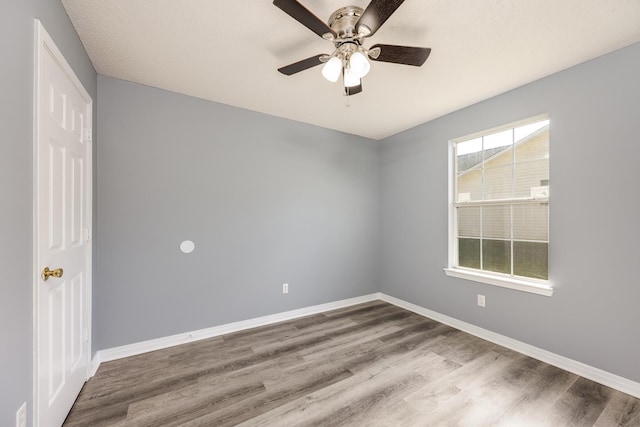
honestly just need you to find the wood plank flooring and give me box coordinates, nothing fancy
[64,301,640,426]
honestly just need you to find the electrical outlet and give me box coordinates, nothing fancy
[282,283,289,294]
[477,294,486,307]
[16,402,26,427]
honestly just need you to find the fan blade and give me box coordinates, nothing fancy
[273,0,336,39]
[278,55,327,75]
[345,81,363,96]
[368,44,431,66]
[356,0,405,37]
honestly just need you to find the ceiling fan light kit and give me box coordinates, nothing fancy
[274,0,431,96]
[322,56,343,82]
[349,52,371,77]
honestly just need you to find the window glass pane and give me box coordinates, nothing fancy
[456,168,482,202]
[482,205,510,239]
[513,204,548,241]
[483,129,513,161]
[457,206,480,237]
[484,165,514,200]
[514,241,548,280]
[457,137,482,171]
[458,238,480,269]
[482,239,511,274]
[514,159,549,199]
[456,138,483,202]
[484,144,513,168]
[515,120,549,163]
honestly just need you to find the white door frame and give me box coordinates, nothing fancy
[33,19,93,427]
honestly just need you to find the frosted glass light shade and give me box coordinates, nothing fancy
[349,51,370,78]
[343,67,360,87]
[321,57,342,82]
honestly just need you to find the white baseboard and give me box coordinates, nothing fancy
[89,293,380,377]
[378,292,640,399]
[90,291,640,400]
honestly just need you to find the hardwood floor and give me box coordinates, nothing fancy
[64,301,640,426]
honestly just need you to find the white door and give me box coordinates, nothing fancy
[34,20,92,427]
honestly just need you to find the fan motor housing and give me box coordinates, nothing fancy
[328,6,363,40]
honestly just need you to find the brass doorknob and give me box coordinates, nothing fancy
[42,267,63,281]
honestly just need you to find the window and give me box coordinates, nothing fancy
[445,116,552,296]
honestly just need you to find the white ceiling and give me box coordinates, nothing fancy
[62,0,640,140]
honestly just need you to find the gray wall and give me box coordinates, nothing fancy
[95,76,380,350]
[0,1,96,426]
[380,42,640,382]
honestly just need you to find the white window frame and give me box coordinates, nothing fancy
[444,115,553,296]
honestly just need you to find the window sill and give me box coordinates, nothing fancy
[443,268,553,296]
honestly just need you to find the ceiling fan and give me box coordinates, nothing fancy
[273,0,431,96]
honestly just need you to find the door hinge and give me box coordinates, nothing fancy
[84,228,92,242]
[85,128,92,143]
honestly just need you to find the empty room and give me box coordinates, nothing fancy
[2,0,640,426]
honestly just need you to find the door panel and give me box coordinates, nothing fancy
[47,142,65,251]
[70,155,84,246]
[47,281,65,402]
[69,271,84,370]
